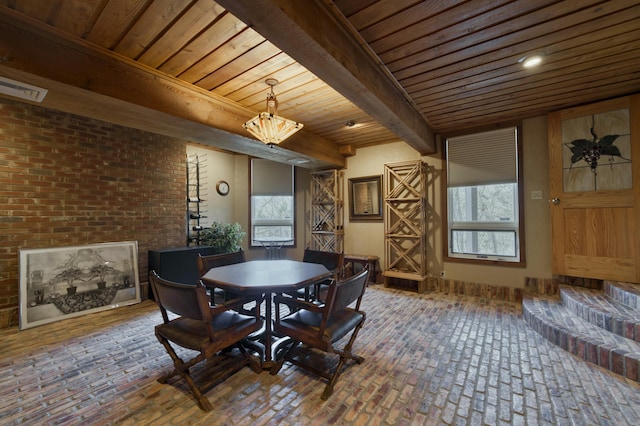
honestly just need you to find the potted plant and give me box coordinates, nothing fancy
[198,222,246,254]
[89,263,117,290]
[53,267,84,295]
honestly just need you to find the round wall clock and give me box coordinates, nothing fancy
[216,180,230,196]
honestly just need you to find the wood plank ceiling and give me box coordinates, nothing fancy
[0,0,639,168]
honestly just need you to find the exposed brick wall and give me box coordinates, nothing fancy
[0,98,187,327]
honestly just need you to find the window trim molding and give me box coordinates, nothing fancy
[442,124,526,267]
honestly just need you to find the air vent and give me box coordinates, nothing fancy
[0,76,47,102]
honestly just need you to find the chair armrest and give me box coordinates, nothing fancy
[273,294,324,313]
[210,294,264,315]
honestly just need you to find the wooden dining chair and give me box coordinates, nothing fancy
[297,248,344,302]
[271,267,369,400]
[196,249,245,305]
[196,249,246,274]
[149,271,263,411]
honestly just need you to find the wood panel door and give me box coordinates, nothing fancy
[548,95,640,282]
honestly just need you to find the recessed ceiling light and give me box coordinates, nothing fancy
[345,121,356,128]
[518,54,543,68]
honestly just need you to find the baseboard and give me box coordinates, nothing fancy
[523,276,603,296]
[0,306,19,328]
[434,278,525,302]
[524,277,559,295]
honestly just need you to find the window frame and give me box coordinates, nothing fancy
[442,125,526,267]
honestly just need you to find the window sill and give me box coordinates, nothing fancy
[444,254,526,268]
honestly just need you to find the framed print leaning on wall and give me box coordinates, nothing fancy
[19,241,140,329]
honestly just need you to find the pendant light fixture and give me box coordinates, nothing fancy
[242,78,303,146]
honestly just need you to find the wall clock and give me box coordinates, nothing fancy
[216,180,230,196]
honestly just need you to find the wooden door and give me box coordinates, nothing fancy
[548,95,640,282]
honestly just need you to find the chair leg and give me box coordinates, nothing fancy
[157,336,213,412]
[157,337,182,382]
[341,322,365,362]
[237,342,262,374]
[322,355,346,400]
[334,348,365,364]
[185,372,213,412]
[322,324,365,400]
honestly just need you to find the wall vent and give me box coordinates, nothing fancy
[0,76,48,102]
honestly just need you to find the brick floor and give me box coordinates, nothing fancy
[1,286,639,425]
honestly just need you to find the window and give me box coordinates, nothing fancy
[445,127,523,263]
[250,159,295,246]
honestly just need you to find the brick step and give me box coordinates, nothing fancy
[605,280,640,311]
[522,294,640,382]
[560,285,640,342]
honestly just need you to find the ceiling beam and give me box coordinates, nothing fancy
[0,9,345,169]
[217,0,435,155]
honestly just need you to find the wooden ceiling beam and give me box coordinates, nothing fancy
[217,0,435,155]
[0,9,345,169]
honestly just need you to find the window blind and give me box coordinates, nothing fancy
[251,159,293,195]
[446,127,518,187]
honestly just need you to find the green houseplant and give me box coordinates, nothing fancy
[198,222,246,254]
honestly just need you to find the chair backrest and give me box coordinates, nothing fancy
[303,248,343,274]
[197,249,245,276]
[149,271,211,323]
[325,267,369,314]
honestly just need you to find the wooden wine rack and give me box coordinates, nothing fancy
[310,169,344,253]
[186,153,206,246]
[383,160,428,292]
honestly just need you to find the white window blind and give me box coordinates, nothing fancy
[251,159,293,195]
[446,127,518,187]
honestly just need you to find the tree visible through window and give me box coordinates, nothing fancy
[449,184,517,258]
[252,195,293,241]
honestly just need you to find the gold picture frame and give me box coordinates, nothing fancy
[349,175,383,220]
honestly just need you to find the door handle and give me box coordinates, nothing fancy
[550,198,560,205]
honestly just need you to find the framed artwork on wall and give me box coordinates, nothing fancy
[19,241,140,329]
[349,175,383,220]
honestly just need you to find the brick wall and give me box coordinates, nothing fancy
[0,98,187,327]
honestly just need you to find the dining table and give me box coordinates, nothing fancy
[201,259,332,369]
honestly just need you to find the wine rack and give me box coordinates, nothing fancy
[310,169,344,253]
[383,160,428,292]
[186,153,207,245]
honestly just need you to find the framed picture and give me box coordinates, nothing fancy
[19,241,140,330]
[349,175,383,220]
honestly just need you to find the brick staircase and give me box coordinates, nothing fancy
[523,281,640,382]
